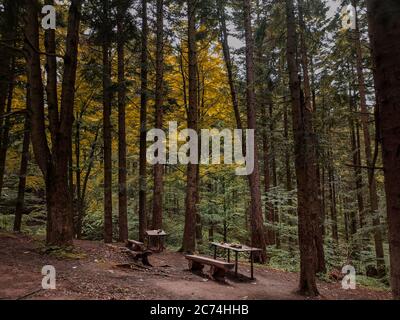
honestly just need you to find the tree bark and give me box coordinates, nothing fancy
[182,0,199,253]
[14,85,31,232]
[366,0,400,299]
[139,0,148,242]
[297,0,326,273]
[117,2,128,242]
[0,0,18,198]
[349,87,362,235]
[285,0,319,296]
[152,0,164,231]
[102,0,113,243]
[23,0,81,246]
[242,0,267,263]
[0,57,15,199]
[217,0,243,130]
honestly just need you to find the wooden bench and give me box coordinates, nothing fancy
[185,255,234,281]
[126,240,152,266]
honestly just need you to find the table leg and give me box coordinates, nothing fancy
[250,251,254,280]
[228,249,231,263]
[214,246,217,259]
[235,252,238,277]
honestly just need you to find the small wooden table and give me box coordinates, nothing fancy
[210,242,262,280]
[145,230,168,252]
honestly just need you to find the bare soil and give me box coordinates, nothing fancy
[0,232,391,300]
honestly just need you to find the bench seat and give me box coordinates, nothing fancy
[185,255,234,281]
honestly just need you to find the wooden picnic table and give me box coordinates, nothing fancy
[145,230,168,252]
[210,242,262,280]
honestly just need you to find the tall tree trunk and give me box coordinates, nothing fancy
[117,2,128,242]
[269,100,280,248]
[152,0,164,231]
[0,0,17,198]
[0,0,17,160]
[285,0,319,296]
[14,85,31,232]
[242,0,267,263]
[352,0,385,274]
[297,0,326,274]
[182,0,198,253]
[0,57,15,198]
[139,0,148,242]
[217,0,243,130]
[328,161,339,242]
[262,100,273,245]
[75,113,81,238]
[349,88,362,236]
[366,0,400,299]
[102,0,113,243]
[24,0,81,246]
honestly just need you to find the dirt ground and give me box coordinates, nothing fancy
[0,232,391,300]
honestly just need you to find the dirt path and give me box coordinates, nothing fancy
[0,232,391,300]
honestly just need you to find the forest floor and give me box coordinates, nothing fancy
[0,231,391,300]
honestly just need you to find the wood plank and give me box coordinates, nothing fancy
[185,255,234,270]
[210,242,262,252]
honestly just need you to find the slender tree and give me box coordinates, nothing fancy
[152,0,165,231]
[285,0,319,296]
[242,0,267,263]
[117,0,129,242]
[14,85,31,232]
[0,0,18,198]
[182,0,199,253]
[138,0,148,242]
[102,0,113,243]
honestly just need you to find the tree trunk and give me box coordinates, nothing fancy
[14,85,31,232]
[366,0,400,299]
[285,0,319,296]
[117,3,128,242]
[0,0,17,161]
[139,0,148,242]
[0,57,15,198]
[182,0,198,254]
[217,0,243,130]
[75,113,81,238]
[242,0,267,263]
[0,0,17,198]
[349,88,362,236]
[102,0,113,243]
[352,0,385,274]
[152,0,164,231]
[24,0,81,246]
[262,100,273,245]
[328,162,339,243]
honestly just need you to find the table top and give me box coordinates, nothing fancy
[145,230,167,237]
[210,242,262,252]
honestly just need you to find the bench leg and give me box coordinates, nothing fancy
[235,252,238,277]
[210,266,226,281]
[189,260,204,272]
[142,253,152,267]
